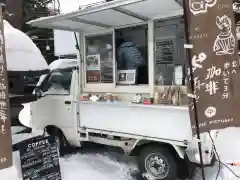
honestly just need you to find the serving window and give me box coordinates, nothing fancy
[83,18,187,93]
[115,25,149,85]
[154,20,187,86]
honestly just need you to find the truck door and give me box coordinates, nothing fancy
[31,68,76,130]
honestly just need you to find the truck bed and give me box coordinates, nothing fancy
[78,101,192,143]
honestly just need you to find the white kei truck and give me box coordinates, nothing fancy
[26,0,216,179]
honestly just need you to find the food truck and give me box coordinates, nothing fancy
[26,0,213,179]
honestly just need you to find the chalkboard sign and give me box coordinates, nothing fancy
[20,136,62,180]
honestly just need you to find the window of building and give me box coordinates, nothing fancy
[115,25,148,85]
[85,33,113,84]
[40,69,73,95]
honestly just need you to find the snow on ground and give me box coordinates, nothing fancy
[1,133,138,180]
[18,103,31,128]
[11,126,27,135]
[1,133,240,180]
[194,164,240,180]
[0,151,137,180]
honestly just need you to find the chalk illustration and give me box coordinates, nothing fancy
[213,15,235,56]
[189,0,217,15]
[204,106,216,118]
[191,52,207,72]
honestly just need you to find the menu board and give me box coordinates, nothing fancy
[155,40,174,64]
[0,5,13,170]
[184,0,240,133]
[20,136,62,180]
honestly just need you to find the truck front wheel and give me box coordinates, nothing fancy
[46,127,70,156]
[138,146,177,180]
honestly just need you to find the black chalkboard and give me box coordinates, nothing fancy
[19,136,62,180]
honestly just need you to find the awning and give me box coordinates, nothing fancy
[27,0,183,34]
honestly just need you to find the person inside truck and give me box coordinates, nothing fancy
[116,37,144,71]
[115,26,148,84]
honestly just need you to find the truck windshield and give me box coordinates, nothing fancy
[40,69,73,95]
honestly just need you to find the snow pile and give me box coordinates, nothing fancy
[1,133,240,180]
[18,103,31,128]
[214,127,240,163]
[0,134,137,180]
[194,163,240,180]
[11,126,27,135]
[61,153,136,180]
[0,152,136,180]
[4,20,49,71]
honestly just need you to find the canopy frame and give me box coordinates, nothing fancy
[27,0,183,33]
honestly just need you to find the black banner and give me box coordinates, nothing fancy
[184,0,240,133]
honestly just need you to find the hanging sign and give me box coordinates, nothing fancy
[184,0,240,133]
[0,5,13,170]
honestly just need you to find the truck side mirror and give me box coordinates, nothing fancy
[34,87,42,99]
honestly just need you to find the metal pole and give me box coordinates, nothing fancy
[182,0,206,179]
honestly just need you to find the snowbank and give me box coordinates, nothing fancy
[18,103,31,128]
[194,163,240,180]
[0,133,137,180]
[0,152,137,180]
[4,20,49,71]
[1,133,240,180]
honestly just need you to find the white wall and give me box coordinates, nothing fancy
[54,30,79,56]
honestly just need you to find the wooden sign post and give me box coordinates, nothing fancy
[0,4,13,170]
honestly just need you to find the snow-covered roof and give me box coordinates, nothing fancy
[4,20,49,72]
[27,0,183,34]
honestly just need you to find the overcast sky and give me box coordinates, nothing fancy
[59,0,103,13]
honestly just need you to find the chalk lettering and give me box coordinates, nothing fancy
[27,139,49,148]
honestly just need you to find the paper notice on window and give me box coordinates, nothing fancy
[174,66,183,85]
[86,54,101,71]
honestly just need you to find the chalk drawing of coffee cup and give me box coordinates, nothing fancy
[189,0,217,15]
[213,15,235,56]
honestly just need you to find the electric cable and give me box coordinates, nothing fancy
[208,132,221,180]
[208,131,240,179]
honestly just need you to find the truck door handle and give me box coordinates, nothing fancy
[65,101,71,104]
